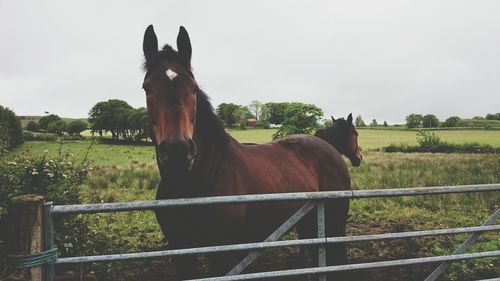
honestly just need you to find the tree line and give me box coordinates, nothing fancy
[25,115,88,136]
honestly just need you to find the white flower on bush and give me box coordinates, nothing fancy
[43,149,48,154]
[47,173,54,178]
[31,169,39,175]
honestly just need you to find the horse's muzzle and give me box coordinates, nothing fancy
[157,139,196,171]
[350,155,362,167]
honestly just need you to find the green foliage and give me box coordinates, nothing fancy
[405,113,423,128]
[442,116,461,127]
[0,143,95,270]
[47,120,67,135]
[383,130,500,153]
[370,119,378,127]
[355,115,366,127]
[89,100,148,141]
[456,118,500,129]
[383,121,388,127]
[39,114,61,130]
[22,132,58,141]
[416,130,441,149]
[216,103,251,128]
[261,102,289,125]
[485,112,500,120]
[66,120,88,136]
[0,105,24,149]
[272,102,323,139]
[26,121,40,132]
[422,114,440,128]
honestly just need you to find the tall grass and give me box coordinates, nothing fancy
[69,152,499,280]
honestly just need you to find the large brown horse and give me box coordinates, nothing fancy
[142,25,351,280]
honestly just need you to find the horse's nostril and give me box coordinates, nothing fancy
[187,139,197,160]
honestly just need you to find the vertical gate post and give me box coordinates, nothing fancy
[6,194,46,281]
[317,201,326,281]
[44,202,55,281]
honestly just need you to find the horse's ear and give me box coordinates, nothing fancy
[143,25,158,61]
[331,116,336,123]
[347,113,353,123]
[177,26,192,67]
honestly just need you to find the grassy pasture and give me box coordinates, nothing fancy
[70,152,499,281]
[4,129,500,280]
[357,128,500,149]
[10,128,500,168]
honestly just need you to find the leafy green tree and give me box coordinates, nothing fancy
[216,103,243,128]
[26,121,40,132]
[39,114,61,130]
[370,119,378,127]
[485,113,500,121]
[442,116,461,127]
[383,121,389,127]
[66,120,88,136]
[0,105,24,149]
[128,108,149,140]
[406,114,423,129]
[422,114,440,128]
[47,120,67,135]
[88,99,133,140]
[355,115,366,127]
[273,103,323,139]
[261,102,289,125]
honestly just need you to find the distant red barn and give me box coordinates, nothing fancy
[247,118,257,128]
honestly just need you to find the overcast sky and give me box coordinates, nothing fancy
[1,0,499,124]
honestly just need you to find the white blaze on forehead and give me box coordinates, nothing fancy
[166,68,178,80]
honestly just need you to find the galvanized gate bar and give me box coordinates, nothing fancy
[425,208,500,281]
[54,224,500,264]
[43,202,54,281]
[51,184,500,215]
[189,251,500,281]
[226,201,316,276]
[316,201,326,281]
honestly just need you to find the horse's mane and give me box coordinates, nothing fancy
[195,87,230,144]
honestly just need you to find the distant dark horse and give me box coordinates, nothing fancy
[315,114,363,166]
[142,25,350,280]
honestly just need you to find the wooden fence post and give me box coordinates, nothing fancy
[6,194,46,281]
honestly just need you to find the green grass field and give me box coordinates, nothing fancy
[74,152,499,281]
[358,129,500,149]
[4,130,500,280]
[11,129,500,168]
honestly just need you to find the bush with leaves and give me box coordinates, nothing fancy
[272,102,323,139]
[0,105,24,149]
[0,142,108,278]
[26,121,40,132]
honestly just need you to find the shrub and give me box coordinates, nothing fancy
[22,131,58,141]
[26,121,40,132]
[0,143,98,276]
[66,120,88,136]
[416,130,443,152]
[0,105,24,149]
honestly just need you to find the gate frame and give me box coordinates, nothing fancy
[6,184,500,281]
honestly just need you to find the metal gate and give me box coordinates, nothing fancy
[6,184,500,280]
